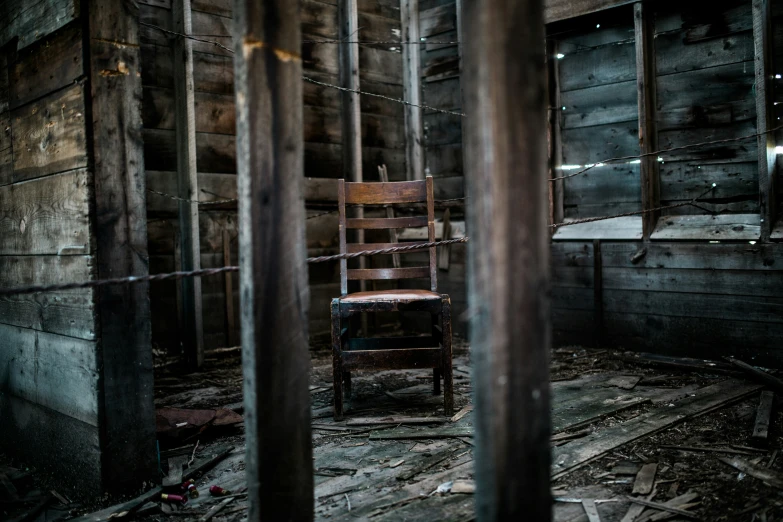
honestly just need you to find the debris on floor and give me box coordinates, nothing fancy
[13,341,783,521]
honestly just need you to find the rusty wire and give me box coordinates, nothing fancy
[0,238,468,296]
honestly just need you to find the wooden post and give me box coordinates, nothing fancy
[753,0,777,241]
[546,38,564,229]
[173,0,204,367]
[339,0,367,333]
[401,0,424,181]
[634,1,660,240]
[233,0,313,519]
[222,228,236,347]
[86,0,157,491]
[462,0,551,519]
[592,240,603,347]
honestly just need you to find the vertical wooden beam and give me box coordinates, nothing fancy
[339,0,366,331]
[401,0,424,181]
[233,0,313,520]
[173,0,204,367]
[634,1,659,240]
[222,228,236,347]
[547,38,564,229]
[85,0,156,492]
[462,0,551,519]
[753,0,777,241]
[592,240,603,347]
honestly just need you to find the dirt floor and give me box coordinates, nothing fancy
[3,340,783,521]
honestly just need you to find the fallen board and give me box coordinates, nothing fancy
[551,379,761,479]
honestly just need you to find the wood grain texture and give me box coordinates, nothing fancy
[0,255,95,340]
[10,83,88,181]
[9,22,84,110]
[0,51,12,186]
[0,0,79,50]
[402,0,423,181]
[0,324,98,427]
[234,0,314,517]
[462,0,551,518]
[172,0,204,368]
[544,0,635,24]
[0,169,91,255]
[87,0,156,492]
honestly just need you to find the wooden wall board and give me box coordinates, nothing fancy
[560,121,639,165]
[0,169,91,255]
[0,0,79,51]
[659,161,759,204]
[560,81,638,129]
[563,164,641,206]
[657,63,756,111]
[425,143,462,176]
[140,5,232,57]
[552,216,643,240]
[10,83,88,181]
[0,52,11,187]
[142,87,235,135]
[655,31,754,76]
[420,4,456,37]
[558,40,636,92]
[544,0,635,25]
[656,98,756,132]
[142,46,234,94]
[599,241,782,270]
[651,213,760,240]
[0,255,95,340]
[143,128,236,173]
[424,112,463,146]
[422,77,461,112]
[0,324,98,426]
[603,288,783,324]
[8,22,84,110]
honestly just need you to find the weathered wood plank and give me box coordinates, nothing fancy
[234,0,313,517]
[753,0,777,240]
[10,83,88,181]
[651,214,760,240]
[0,169,90,255]
[87,0,157,491]
[0,51,11,186]
[560,80,638,129]
[598,241,782,270]
[544,0,635,25]
[0,324,98,426]
[752,391,774,442]
[553,216,643,240]
[561,121,639,165]
[0,0,79,51]
[9,22,84,110]
[402,0,423,180]
[0,255,95,339]
[603,264,781,297]
[559,40,635,92]
[656,30,754,76]
[657,62,755,112]
[143,128,236,173]
[463,0,551,517]
[142,87,235,135]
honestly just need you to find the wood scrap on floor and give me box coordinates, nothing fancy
[752,391,775,443]
[632,463,658,495]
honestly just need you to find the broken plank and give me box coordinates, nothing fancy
[718,456,783,489]
[346,416,449,426]
[632,463,657,495]
[660,445,759,456]
[396,448,462,481]
[449,405,472,423]
[626,497,697,519]
[198,497,235,522]
[726,357,783,394]
[369,427,473,440]
[582,499,602,522]
[634,492,699,522]
[162,455,187,487]
[753,391,774,442]
[552,379,761,480]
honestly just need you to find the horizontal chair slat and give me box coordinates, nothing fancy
[347,267,430,280]
[347,336,438,350]
[342,348,442,371]
[346,216,428,229]
[344,181,427,204]
[346,242,431,253]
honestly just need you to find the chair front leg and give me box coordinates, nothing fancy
[331,299,344,420]
[432,311,441,395]
[441,297,454,416]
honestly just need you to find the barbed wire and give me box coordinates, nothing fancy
[147,188,238,206]
[0,238,468,296]
[549,124,783,182]
[549,186,716,229]
[302,76,465,117]
[140,22,465,117]
[302,39,460,45]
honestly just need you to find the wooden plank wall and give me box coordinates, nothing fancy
[140,0,408,344]
[0,16,99,432]
[553,6,641,221]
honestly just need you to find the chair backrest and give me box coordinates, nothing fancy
[338,176,436,295]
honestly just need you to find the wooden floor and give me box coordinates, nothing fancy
[26,343,783,521]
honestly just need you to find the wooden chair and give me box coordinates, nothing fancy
[331,176,453,420]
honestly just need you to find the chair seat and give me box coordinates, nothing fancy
[339,289,442,303]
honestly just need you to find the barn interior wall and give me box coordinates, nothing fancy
[419,0,783,360]
[139,0,409,349]
[0,0,156,495]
